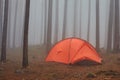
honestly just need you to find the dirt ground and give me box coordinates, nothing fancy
[0,46,120,80]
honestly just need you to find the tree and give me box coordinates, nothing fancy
[22,0,30,68]
[0,0,3,48]
[44,0,47,45]
[87,0,91,42]
[73,0,77,37]
[96,0,100,51]
[62,0,68,39]
[13,0,18,48]
[113,0,119,53]
[47,0,53,52]
[106,0,114,53]
[1,0,9,62]
[54,0,59,43]
[79,0,82,37]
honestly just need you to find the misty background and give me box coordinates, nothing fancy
[0,0,119,51]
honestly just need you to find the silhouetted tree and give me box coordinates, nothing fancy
[13,0,18,48]
[62,0,68,39]
[113,0,119,53]
[0,0,3,48]
[96,0,100,51]
[73,0,77,37]
[79,0,82,37]
[47,0,53,52]
[22,0,30,68]
[54,0,59,43]
[106,0,114,53]
[44,0,47,45]
[1,0,9,62]
[87,0,91,42]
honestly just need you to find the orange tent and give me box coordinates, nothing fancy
[46,38,102,64]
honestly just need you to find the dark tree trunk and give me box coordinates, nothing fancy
[62,0,68,39]
[113,0,119,53]
[87,0,91,42]
[106,0,114,53]
[73,0,77,37]
[96,0,100,52]
[47,0,53,52]
[0,0,3,48]
[1,0,9,62]
[54,0,59,43]
[22,0,30,68]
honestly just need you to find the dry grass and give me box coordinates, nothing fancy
[0,46,120,80]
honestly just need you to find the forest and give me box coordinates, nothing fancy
[0,0,120,80]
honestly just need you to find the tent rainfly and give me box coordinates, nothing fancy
[46,38,102,64]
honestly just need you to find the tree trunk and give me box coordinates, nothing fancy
[47,0,53,52]
[22,0,30,68]
[54,0,59,43]
[96,0,100,52]
[106,0,114,53]
[73,0,77,37]
[62,0,68,39]
[13,0,18,48]
[87,0,91,42]
[44,0,47,45]
[0,0,3,48]
[1,0,9,62]
[113,0,119,53]
[79,0,82,37]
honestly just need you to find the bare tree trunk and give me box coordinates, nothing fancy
[96,0,100,52]
[73,0,77,37]
[40,0,44,44]
[106,0,114,53]
[44,0,47,45]
[47,0,53,52]
[87,0,91,42]
[54,0,59,43]
[113,0,119,53]
[0,0,3,48]
[13,0,18,48]
[62,0,68,39]
[22,0,30,68]
[79,0,82,37]
[1,0,9,62]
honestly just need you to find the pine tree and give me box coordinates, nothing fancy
[1,0,9,62]
[87,0,91,42]
[113,0,119,53]
[96,0,100,52]
[22,0,30,68]
[54,0,59,43]
[106,0,114,53]
[47,0,53,52]
[62,0,68,39]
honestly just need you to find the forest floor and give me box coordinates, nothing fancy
[0,46,120,80]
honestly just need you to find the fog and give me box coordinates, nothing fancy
[0,0,119,50]
[0,0,120,79]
